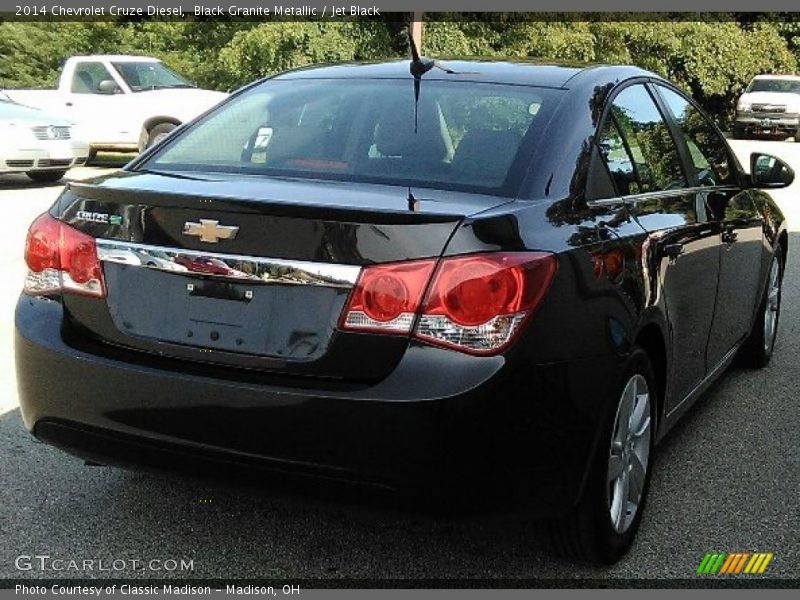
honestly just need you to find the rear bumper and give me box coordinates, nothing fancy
[15,294,618,516]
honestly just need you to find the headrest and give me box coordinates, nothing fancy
[452,129,523,186]
[373,95,446,162]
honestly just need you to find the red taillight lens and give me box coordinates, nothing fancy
[60,223,104,291]
[24,213,106,298]
[339,260,436,333]
[417,252,557,354]
[339,252,557,354]
[423,256,526,326]
[363,273,409,321]
[24,213,60,273]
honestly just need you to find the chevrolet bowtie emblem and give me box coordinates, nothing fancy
[183,219,239,243]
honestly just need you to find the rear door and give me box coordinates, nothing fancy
[597,83,721,409]
[654,84,764,367]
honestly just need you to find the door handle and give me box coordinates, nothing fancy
[663,243,684,261]
[722,227,738,245]
[65,102,73,107]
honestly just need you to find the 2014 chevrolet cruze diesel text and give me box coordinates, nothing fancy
[15,60,792,564]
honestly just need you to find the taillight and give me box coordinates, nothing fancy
[339,260,436,333]
[24,213,106,298]
[340,252,557,355]
[417,253,557,354]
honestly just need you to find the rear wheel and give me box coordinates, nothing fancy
[732,125,746,140]
[738,248,782,368]
[26,170,67,183]
[539,347,656,564]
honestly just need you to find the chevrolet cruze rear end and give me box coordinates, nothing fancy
[15,60,788,564]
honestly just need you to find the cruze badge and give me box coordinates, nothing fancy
[183,219,239,243]
[76,210,122,226]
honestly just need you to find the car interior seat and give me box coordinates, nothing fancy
[450,129,522,187]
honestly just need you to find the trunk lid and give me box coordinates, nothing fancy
[57,170,511,382]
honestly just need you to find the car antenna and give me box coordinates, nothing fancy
[409,33,435,78]
[409,33,434,134]
[409,29,458,77]
[408,34,468,133]
[407,187,421,212]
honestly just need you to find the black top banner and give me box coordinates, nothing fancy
[2,0,800,15]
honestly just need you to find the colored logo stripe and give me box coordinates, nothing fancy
[698,552,773,574]
[720,553,748,574]
[719,553,737,573]
[745,553,774,574]
[697,553,726,574]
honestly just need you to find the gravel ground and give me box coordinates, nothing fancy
[0,142,797,583]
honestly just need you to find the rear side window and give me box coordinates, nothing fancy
[144,79,561,196]
[657,86,733,187]
[598,84,686,196]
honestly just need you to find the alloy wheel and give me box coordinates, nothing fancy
[764,256,781,354]
[607,374,652,534]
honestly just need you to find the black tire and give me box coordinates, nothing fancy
[538,347,657,564]
[25,170,67,183]
[737,247,783,368]
[731,126,746,140]
[146,122,178,149]
[86,149,98,165]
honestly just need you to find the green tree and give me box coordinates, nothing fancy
[218,22,393,86]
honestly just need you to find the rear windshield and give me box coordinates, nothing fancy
[747,78,800,94]
[142,78,563,195]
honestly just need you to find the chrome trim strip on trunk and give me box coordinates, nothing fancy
[96,239,361,288]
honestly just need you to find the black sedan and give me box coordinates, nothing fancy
[15,59,791,564]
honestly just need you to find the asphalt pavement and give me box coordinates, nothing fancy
[0,143,797,583]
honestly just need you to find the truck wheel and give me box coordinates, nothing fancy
[26,170,67,183]
[732,125,746,140]
[146,123,177,149]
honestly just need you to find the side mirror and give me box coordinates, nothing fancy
[96,79,121,95]
[750,152,794,188]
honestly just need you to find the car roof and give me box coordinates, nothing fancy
[273,59,655,89]
[752,74,800,81]
[68,55,161,63]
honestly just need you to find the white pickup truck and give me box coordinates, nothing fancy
[733,74,800,141]
[5,55,228,157]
